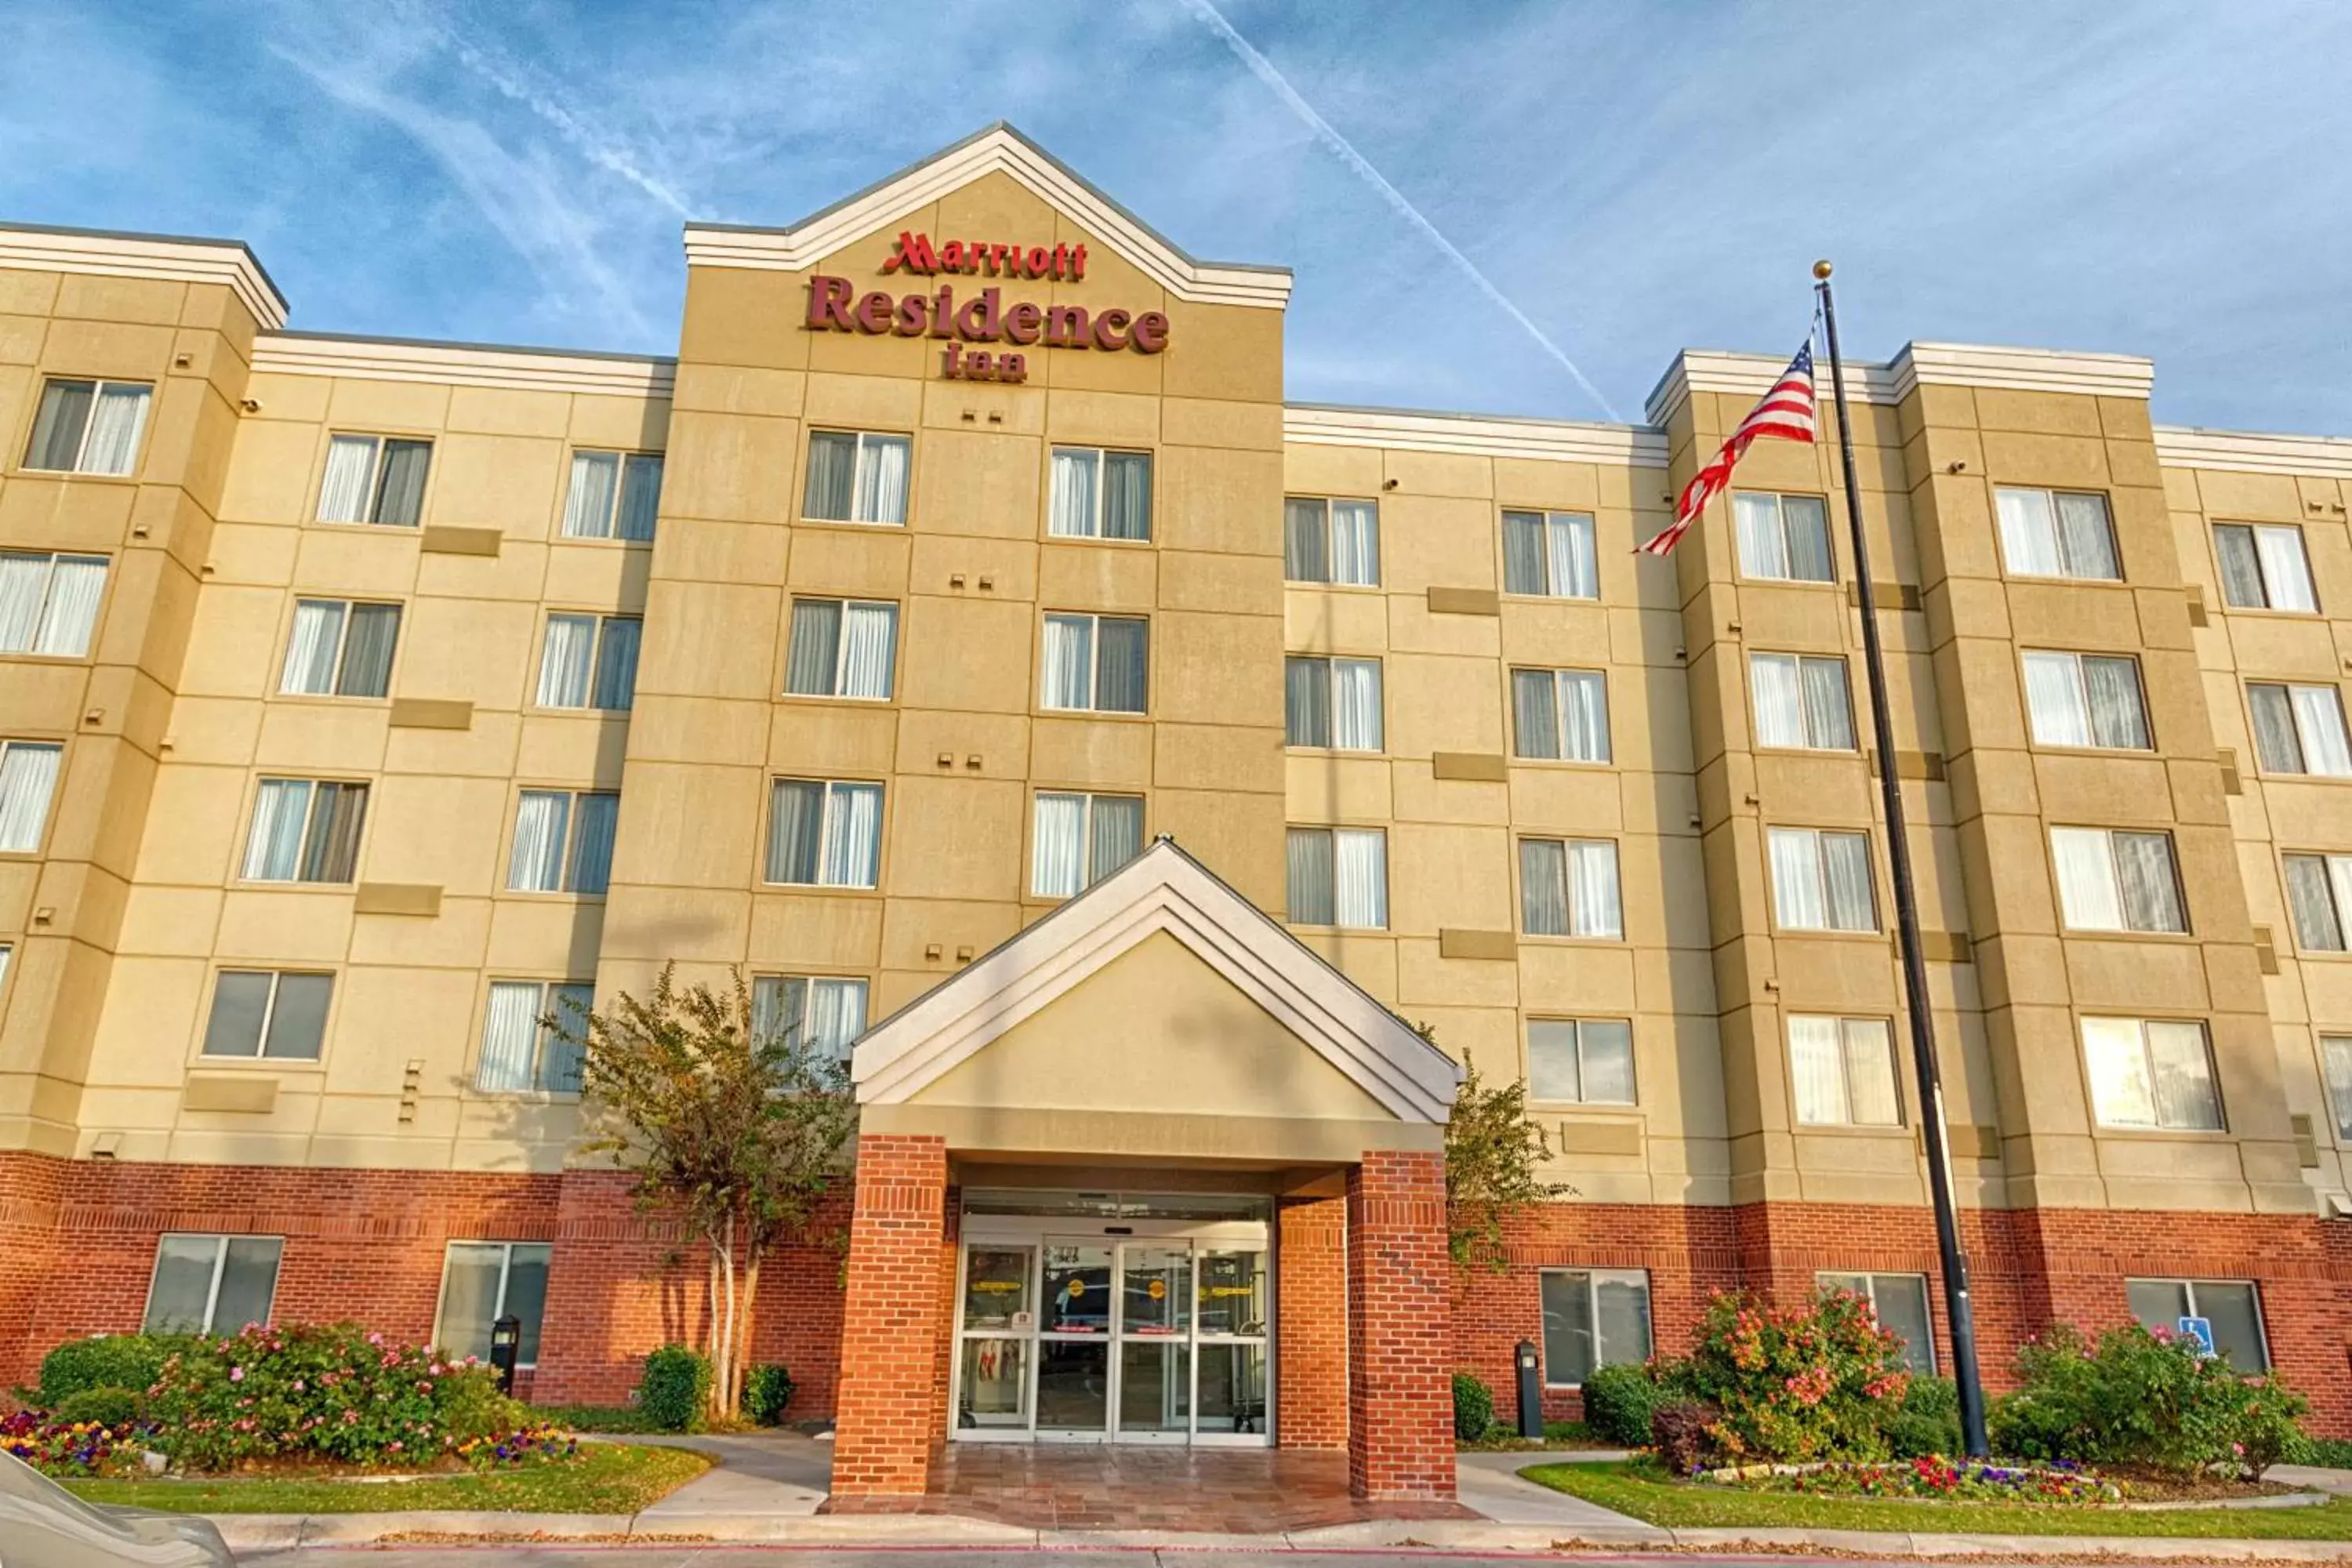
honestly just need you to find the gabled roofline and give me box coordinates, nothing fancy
[683,122,1293,309]
[0,220,288,329]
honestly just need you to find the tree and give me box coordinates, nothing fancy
[570,966,859,1417]
[1439,1040,1573,1270]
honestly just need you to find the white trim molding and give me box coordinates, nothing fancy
[852,838,1459,1122]
[1285,403,1667,468]
[252,332,676,399]
[1646,342,2154,426]
[684,122,1293,310]
[2154,425,2352,478]
[0,223,287,330]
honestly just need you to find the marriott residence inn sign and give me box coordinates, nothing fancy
[804,229,1171,383]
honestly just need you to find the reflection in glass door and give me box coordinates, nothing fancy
[1195,1247,1270,1436]
[1116,1245,1191,1439]
[956,1244,1033,1430]
[1037,1242,1112,1434]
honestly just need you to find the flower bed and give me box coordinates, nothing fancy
[2,1413,150,1479]
[1704,1455,2122,1504]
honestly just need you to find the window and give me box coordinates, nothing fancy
[1540,1269,1652,1386]
[2081,1017,2223,1130]
[436,1242,552,1365]
[475,979,591,1093]
[24,378,151,476]
[316,434,431,526]
[2319,1036,2352,1139]
[1285,826,1387,928]
[2022,651,2151,750]
[1512,668,1610,762]
[1749,653,1856,750]
[1040,613,1148,713]
[1285,655,1383,750]
[1994,487,2120,581]
[1768,827,1878,931]
[1285,496,1379,586]
[2249,682,2352,776]
[752,975,869,1062]
[2215,523,2316,613]
[766,778,882,888]
[2126,1279,2267,1370]
[1817,1272,1935,1373]
[1734,492,1833,583]
[1520,838,1623,938]
[1502,509,1599,599]
[202,971,333,1062]
[2050,828,2186,934]
[0,740,64,853]
[507,790,618,895]
[536,614,641,711]
[0,551,107,656]
[784,598,897,700]
[280,600,400,698]
[1049,447,1152,540]
[561,450,662,541]
[803,429,909,524]
[1032,791,1143,897]
[143,1235,281,1334]
[1526,1019,1635,1105]
[1788,1014,1902,1126]
[241,779,367,883]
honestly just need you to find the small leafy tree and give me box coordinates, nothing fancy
[572,966,859,1418]
[1439,1040,1572,1269]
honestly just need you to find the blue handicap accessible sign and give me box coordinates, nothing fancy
[2176,1316,2216,1356]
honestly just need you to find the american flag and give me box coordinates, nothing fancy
[1638,339,1818,557]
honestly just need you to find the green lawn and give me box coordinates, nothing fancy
[525,1403,757,1435]
[60,1443,710,1515]
[1523,1461,2352,1541]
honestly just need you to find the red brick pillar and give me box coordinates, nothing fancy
[1276,1190,1348,1450]
[1346,1149,1454,1501]
[830,1134,949,1498]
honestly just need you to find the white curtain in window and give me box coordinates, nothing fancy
[1734,493,1788,579]
[1032,792,1086,897]
[2319,1036,2352,1138]
[1751,655,1804,747]
[1800,658,1853,748]
[1330,501,1378,586]
[822,782,882,887]
[32,556,105,656]
[281,601,347,695]
[1287,828,1335,924]
[241,779,310,879]
[1841,1019,1900,1124]
[590,619,640,710]
[1552,514,1598,598]
[2022,652,2090,746]
[2081,1017,2157,1127]
[508,792,570,891]
[1512,670,1560,758]
[1501,512,1546,594]
[1821,833,1875,929]
[807,978,866,1059]
[2329,859,2352,951]
[1995,488,2061,575]
[1088,794,1142,882]
[1559,670,1610,761]
[2285,855,2344,950]
[1520,840,1568,935]
[568,793,619,894]
[2053,492,2118,579]
[0,743,62,852]
[477,982,542,1091]
[1788,1015,1848,1123]
[80,385,151,475]
[2254,525,2317,612]
[537,615,596,707]
[1769,829,1827,928]
[1285,499,1330,583]
[0,554,49,652]
[1049,448,1098,537]
[1041,615,1093,710]
[840,603,896,698]
[2049,828,2122,929]
[1333,660,1382,750]
[562,452,619,537]
[2292,687,2352,775]
[2146,1020,2221,1129]
[1783,496,1833,581]
[855,434,910,524]
[2083,658,2147,747]
[317,436,378,522]
[1568,840,1621,938]
[617,455,662,540]
[1334,828,1387,929]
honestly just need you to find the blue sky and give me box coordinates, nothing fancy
[4,1,2347,433]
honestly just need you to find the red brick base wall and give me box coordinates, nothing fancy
[1276,1191,1348,1450]
[1347,1150,1455,1500]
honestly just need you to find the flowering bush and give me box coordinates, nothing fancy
[1990,1323,2308,1479]
[1678,1290,1915,1465]
[1719,1455,2122,1504]
[0,1411,147,1478]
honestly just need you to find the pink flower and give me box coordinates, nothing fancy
[229,1367,245,1382]
[368,1332,385,1346]
[430,1363,445,1376]
[292,1379,306,1392]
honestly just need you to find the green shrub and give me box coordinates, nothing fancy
[49,1387,141,1428]
[1679,1290,1913,1464]
[1451,1371,1494,1443]
[1990,1323,2309,1479]
[743,1363,794,1426]
[1650,1399,1722,1475]
[37,1334,191,1406]
[1580,1362,1666,1446]
[639,1345,713,1432]
[1882,1375,1962,1457]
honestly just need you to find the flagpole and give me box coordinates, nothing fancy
[1812,259,1989,1458]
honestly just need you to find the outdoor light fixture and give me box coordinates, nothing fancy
[489,1313,522,1393]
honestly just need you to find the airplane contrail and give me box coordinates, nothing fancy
[1178,0,1621,422]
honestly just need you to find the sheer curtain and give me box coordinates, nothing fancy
[373,441,430,526]
[2292,686,2352,775]
[242,778,311,879]
[2053,492,2117,579]
[1334,828,1386,929]
[1287,829,1334,924]
[540,984,591,1091]
[823,782,882,887]
[477,982,542,1091]
[1749,655,1803,747]
[1820,832,1875,929]
[2114,832,2183,932]
[0,554,49,651]
[1769,829,1827,928]
[25,381,93,470]
[2082,1016,2157,1126]
[1568,840,1621,937]
[1041,615,1093,710]
[2320,1036,2352,1137]
[1330,500,1377,584]
[2049,828,2122,930]
[2021,652,2089,746]
[1286,657,1330,746]
[537,615,597,707]
[750,976,802,1045]
[1032,792,1086,896]
[1501,511,1546,594]
[339,604,399,696]
[766,781,824,884]
[808,978,867,1061]
[2284,855,2343,949]
[2254,525,2316,612]
[839,603,896,698]
[2146,1021,2220,1129]
[2214,525,2266,607]
[803,432,855,520]
[0,742,63,853]
[2249,684,2303,771]
[1088,794,1142,884]
[561,452,619,538]
[590,618,641,710]
[81,384,151,475]
[281,601,346,695]
[785,600,842,695]
[1519,840,1567,935]
[1094,618,1148,712]
[568,793,619,893]
[33,556,106,655]
[1559,670,1609,761]
[508,791,570,891]
[1284,499,1329,582]
[618,455,663,540]
[1799,658,1853,749]
[1841,1019,1901,1123]
[307,782,366,883]
[1049,448,1099,537]
[1734,493,1788,579]
[1784,496,1832,581]
[1995,488,2060,576]
[2083,657,2147,748]
[1551,514,1598,598]
[855,434,909,524]
[1333,659,1381,750]
[1788,1015,1847,1123]
[317,437,378,522]
[2328,858,2352,951]
[1104,451,1152,540]
[1512,670,1560,758]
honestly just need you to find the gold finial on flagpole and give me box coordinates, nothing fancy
[1813,259,1833,280]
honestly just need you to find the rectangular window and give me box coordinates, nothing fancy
[0,551,108,657]
[202,971,333,1061]
[24,378,151,476]
[143,1234,282,1334]
[1031,791,1144,898]
[1733,492,1834,583]
[783,598,898,700]
[0,740,65,854]
[1788,1014,1903,1126]
[1285,826,1388,928]
[1512,668,1611,762]
[1748,652,1856,750]
[2022,651,2151,750]
[1519,838,1623,938]
[1768,826,1878,931]
[1994,487,2121,581]
[1049,447,1152,540]
[316,434,431,526]
[2215,523,2317,613]
[1284,496,1380,586]
[1526,1019,1635,1105]
[1040,613,1148,713]
[2081,1016,2223,1131]
[241,779,367,883]
[1284,655,1384,750]
[1540,1269,1652,1387]
[436,1241,553,1365]
[560,450,663,541]
[535,614,642,711]
[1817,1272,1935,1374]
[2319,1036,2352,1140]
[1501,509,1599,599]
[2249,681,2352,776]
[2125,1279,2267,1370]
[2050,827,2187,933]
[475,979,592,1093]
[751,975,869,1062]
[802,429,909,524]
[279,600,400,698]
[766,778,883,888]
[506,789,618,895]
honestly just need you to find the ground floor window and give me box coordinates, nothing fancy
[2126,1278,2267,1370]
[1539,1268,1652,1387]
[144,1234,282,1334]
[1817,1270,1935,1372]
[436,1241,553,1365]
